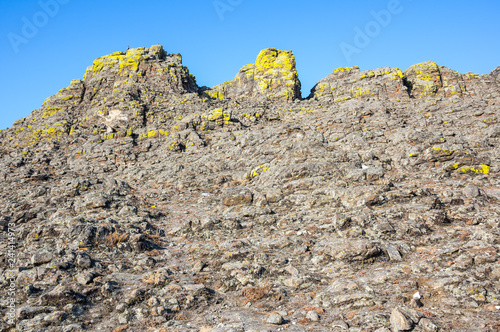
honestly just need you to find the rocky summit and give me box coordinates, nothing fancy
[0,44,499,332]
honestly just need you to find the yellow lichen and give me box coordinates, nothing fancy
[205,90,225,100]
[246,164,271,179]
[42,107,63,119]
[480,164,490,174]
[458,165,490,175]
[333,66,357,74]
[208,108,231,125]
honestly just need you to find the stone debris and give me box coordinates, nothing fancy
[0,44,499,331]
[266,313,284,325]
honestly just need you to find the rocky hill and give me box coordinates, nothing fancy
[0,45,499,332]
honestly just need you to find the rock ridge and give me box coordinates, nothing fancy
[0,44,499,331]
[2,45,498,150]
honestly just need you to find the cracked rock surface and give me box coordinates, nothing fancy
[0,45,499,331]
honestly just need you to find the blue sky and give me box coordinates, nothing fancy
[1,0,499,130]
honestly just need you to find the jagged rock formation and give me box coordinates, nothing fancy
[309,61,500,103]
[403,61,500,99]
[7,45,199,148]
[204,48,301,101]
[0,45,499,332]
[309,66,409,101]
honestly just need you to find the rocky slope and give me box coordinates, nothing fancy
[0,45,499,332]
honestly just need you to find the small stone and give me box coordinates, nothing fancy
[116,303,127,312]
[331,320,349,330]
[31,250,53,266]
[410,291,423,308]
[75,271,95,285]
[285,265,299,276]
[64,303,85,316]
[16,306,56,320]
[390,307,414,331]
[266,313,283,325]
[276,310,288,317]
[76,253,92,269]
[118,313,129,324]
[148,296,160,307]
[418,317,438,331]
[43,311,67,323]
[222,187,253,206]
[126,288,145,305]
[386,245,402,261]
[283,276,303,288]
[366,166,385,181]
[306,310,320,322]
[463,184,480,198]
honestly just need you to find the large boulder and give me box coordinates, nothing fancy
[205,48,301,101]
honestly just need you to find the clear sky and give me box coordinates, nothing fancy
[1,0,499,130]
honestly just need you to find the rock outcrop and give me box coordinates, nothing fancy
[0,44,499,332]
[404,61,500,100]
[309,65,409,101]
[6,45,200,148]
[205,48,301,101]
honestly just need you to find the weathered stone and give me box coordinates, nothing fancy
[75,271,95,285]
[318,238,382,262]
[306,309,320,322]
[222,187,253,206]
[462,184,480,198]
[418,317,438,332]
[43,311,67,323]
[207,48,301,101]
[385,245,402,261]
[31,250,53,266]
[404,61,442,98]
[76,253,92,269]
[39,285,80,306]
[266,313,284,325]
[16,306,56,320]
[390,307,414,331]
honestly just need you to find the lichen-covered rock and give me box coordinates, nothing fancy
[404,61,500,100]
[4,45,200,149]
[205,48,301,101]
[309,66,409,102]
[403,61,443,98]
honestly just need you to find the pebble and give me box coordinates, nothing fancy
[266,313,284,325]
[306,310,320,322]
